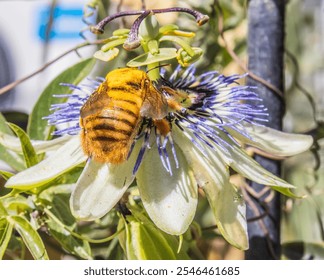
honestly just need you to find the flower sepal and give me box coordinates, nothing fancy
[126,48,178,67]
[5,136,86,191]
[227,141,304,198]
[226,122,314,157]
[0,131,72,155]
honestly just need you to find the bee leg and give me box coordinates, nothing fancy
[153,119,171,137]
[166,98,187,115]
[154,119,175,174]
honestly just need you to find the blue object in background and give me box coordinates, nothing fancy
[38,5,85,41]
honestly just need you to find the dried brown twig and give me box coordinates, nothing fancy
[0,40,105,96]
[240,182,278,259]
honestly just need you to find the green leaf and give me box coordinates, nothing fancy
[39,184,75,227]
[38,185,92,259]
[127,48,177,67]
[0,113,13,135]
[1,112,28,131]
[117,216,127,253]
[124,210,190,260]
[0,115,25,170]
[282,187,324,243]
[0,170,14,180]
[126,217,176,260]
[46,216,92,260]
[0,218,13,259]
[8,215,49,260]
[0,200,8,217]
[27,58,96,140]
[2,196,34,215]
[0,145,25,171]
[8,123,38,168]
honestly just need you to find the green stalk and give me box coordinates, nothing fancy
[146,62,160,81]
[160,35,195,57]
[142,39,160,81]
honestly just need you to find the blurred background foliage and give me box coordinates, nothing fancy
[0,0,323,259]
[281,0,324,260]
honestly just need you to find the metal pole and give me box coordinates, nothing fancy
[245,0,285,259]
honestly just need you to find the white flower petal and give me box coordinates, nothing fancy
[5,136,86,189]
[196,129,298,193]
[0,131,72,154]
[70,142,140,220]
[227,123,313,157]
[137,142,198,235]
[174,128,248,249]
[172,127,226,188]
[210,183,248,250]
[229,143,295,189]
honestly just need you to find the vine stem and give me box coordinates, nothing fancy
[0,39,105,96]
[43,208,123,244]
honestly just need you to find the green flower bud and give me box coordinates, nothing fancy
[94,48,119,62]
[176,47,203,67]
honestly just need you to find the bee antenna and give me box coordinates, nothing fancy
[146,64,171,74]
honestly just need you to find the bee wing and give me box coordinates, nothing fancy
[80,85,111,118]
[140,87,168,120]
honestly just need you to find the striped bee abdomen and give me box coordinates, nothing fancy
[79,68,147,164]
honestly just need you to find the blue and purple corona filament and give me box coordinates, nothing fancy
[45,66,268,175]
